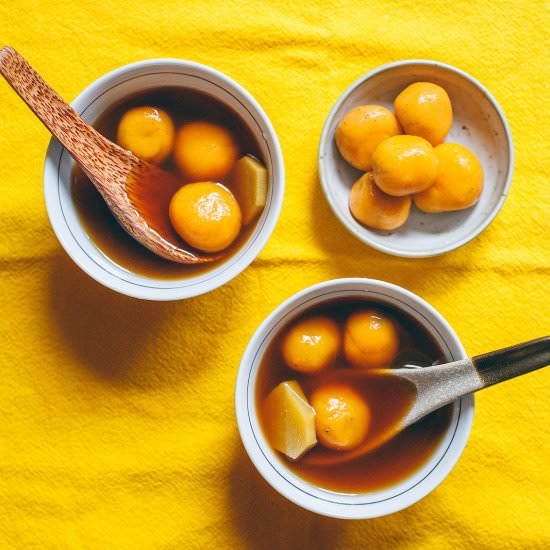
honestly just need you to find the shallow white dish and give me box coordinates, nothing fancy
[44,59,284,300]
[318,60,513,257]
[235,278,474,519]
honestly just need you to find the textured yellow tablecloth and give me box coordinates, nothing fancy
[0,0,549,548]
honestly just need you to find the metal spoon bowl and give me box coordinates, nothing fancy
[303,336,550,466]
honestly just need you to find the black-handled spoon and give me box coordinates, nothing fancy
[303,336,549,466]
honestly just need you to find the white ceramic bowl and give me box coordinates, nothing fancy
[44,59,284,300]
[235,278,474,519]
[319,60,513,257]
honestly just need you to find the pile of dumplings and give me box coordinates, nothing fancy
[335,82,484,230]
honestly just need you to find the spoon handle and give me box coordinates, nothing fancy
[0,46,118,176]
[473,336,550,388]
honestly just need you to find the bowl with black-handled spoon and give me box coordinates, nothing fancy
[235,278,547,518]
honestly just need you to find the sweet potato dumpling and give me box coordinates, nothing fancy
[310,383,370,451]
[394,82,453,146]
[281,315,341,374]
[414,142,484,213]
[174,121,238,181]
[344,309,399,369]
[349,172,411,230]
[335,105,401,171]
[371,135,438,196]
[169,182,242,253]
[117,106,175,164]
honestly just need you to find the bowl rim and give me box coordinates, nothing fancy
[235,278,474,519]
[43,58,284,300]
[318,59,514,258]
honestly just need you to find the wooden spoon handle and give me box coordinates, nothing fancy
[473,336,550,388]
[0,46,114,175]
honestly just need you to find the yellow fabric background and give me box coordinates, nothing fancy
[0,0,549,547]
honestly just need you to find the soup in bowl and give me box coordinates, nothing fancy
[44,59,284,300]
[235,278,474,519]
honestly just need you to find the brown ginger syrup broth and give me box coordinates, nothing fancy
[256,299,453,494]
[71,87,264,279]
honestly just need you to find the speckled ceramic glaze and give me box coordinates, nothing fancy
[319,60,513,257]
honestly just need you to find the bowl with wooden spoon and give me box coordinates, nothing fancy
[235,278,549,518]
[0,47,284,300]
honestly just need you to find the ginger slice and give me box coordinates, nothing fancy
[262,381,317,460]
[228,155,267,225]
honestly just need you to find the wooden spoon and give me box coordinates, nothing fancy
[0,46,218,264]
[303,336,550,466]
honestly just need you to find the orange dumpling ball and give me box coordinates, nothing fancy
[414,142,484,213]
[335,105,401,171]
[169,182,242,253]
[371,135,438,196]
[394,82,453,146]
[174,121,238,181]
[281,316,341,374]
[310,383,371,451]
[349,172,411,230]
[117,106,175,164]
[344,309,399,369]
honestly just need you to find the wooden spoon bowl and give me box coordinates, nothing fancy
[0,46,218,264]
